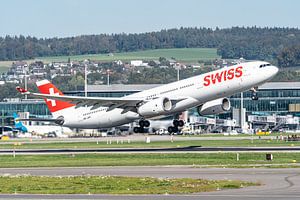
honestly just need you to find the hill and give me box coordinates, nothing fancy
[36,48,219,63]
[0,48,218,73]
[1,27,300,62]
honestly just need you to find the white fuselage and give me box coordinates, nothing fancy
[58,61,278,129]
[23,125,72,136]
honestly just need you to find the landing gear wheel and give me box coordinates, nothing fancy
[136,119,150,133]
[139,120,150,128]
[251,87,259,100]
[133,127,140,133]
[173,119,184,128]
[168,126,174,134]
[173,120,179,127]
[139,120,145,127]
[168,126,178,134]
[178,120,184,127]
[133,127,144,133]
[251,92,259,100]
[173,126,179,133]
[144,120,150,127]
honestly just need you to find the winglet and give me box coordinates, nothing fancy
[16,86,29,94]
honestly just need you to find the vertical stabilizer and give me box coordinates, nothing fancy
[36,80,74,117]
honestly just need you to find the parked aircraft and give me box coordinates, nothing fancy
[0,126,17,136]
[16,61,278,133]
[13,113,72,137]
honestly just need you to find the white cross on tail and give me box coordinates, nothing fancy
[46,88,59,107]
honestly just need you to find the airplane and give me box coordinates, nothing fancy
[0,126,18,136]
[13,113,72,137]
[13,113,28,133]
[16,61,278,133]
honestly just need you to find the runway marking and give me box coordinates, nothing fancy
[2,146,300,155]
[284,173,300,188]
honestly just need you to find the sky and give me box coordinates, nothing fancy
[0,0,298,38]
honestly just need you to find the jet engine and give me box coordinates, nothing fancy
[197,98,231,116]
[138,97,172,117]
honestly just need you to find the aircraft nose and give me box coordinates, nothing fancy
[262,65,279,80]
[271,65,279,76]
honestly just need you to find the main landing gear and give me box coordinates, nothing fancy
[133,119,150,133]
[167,120,185,134]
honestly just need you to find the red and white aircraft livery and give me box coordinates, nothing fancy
[16,61,278,133]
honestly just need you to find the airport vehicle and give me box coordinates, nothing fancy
[16,61,278,133]
[0,135,9,140]
[13,113,72,137]
[0,126,17,136]
[256,129,271,136]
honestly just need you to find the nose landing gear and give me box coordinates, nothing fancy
[251,87,259,100]
[251,93,258,100]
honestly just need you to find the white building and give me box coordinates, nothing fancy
[130,60,143,67]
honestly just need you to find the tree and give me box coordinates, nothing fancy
[0,83,21,101]
[277,46,300,67]
[69,74,84,90]
[1,27,300,61]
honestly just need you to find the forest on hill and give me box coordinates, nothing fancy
[1,27,300,66]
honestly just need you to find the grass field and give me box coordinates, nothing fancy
[0,61,13,73]
[1,139,298,149]
[0,153,299,168]
[0,48,219,71]
[0,176,255,194]
[36,48,219,63]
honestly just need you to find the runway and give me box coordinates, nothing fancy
[1,146,300,154]
[0,167,299,199]
[0,135,284,144]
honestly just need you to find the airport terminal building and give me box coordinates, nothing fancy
[1,82,300,125]
[230,82,300,116]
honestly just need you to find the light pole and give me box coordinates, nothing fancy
[84,60,88,97]
[24,65,28,100]
[240,92,245,129]
[1,110,3,135]
[107,69,110,86]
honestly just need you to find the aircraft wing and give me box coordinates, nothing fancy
[16,86,144,109]
[16,86,187,110]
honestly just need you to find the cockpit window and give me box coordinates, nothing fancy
[259,63,271,68]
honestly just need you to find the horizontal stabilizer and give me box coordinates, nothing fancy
[16,118,64,125]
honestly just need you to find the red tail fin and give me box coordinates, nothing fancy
[36,80,74,113]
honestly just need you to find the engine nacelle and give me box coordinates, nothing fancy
[138,97,172,117]
[197,98,231,116]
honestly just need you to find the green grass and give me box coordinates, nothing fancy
[1,139,298,149]
[0,48,219,72]
[0,60,14,74]
[36,48,219,63]
[0,153,299,168]
[0,66,8,73]
[0,176,255,194]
